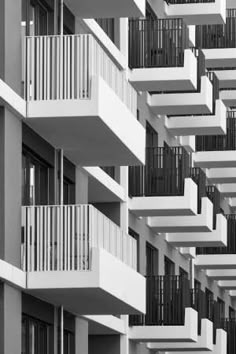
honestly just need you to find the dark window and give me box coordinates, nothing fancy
[95,18,115,43]
[22,314,51,354]
[22,147,51,206]
[229,306,236,319]
[146,122,158,148]
[217,297,225,319]
[205,288,214,319]
[129,228,140,272]
[146,242,159,276]
[179,267,188,279]
[164,256,175,275]
[63,177,75,205]
[194,279,201,290]
[146,2,157,20]
[58,328,75,354]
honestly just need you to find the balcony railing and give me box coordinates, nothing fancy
[206,185,221,229]
[21,204,137,272]
[129,275,190,326]
[129,18,187,69]
[196,9,236,49]
[197,214,236,255]
[196,117,236,151]
[190,288,206,334]
[165,0,214,3]
[190,167,207,213]
[129,146,191,197]
[222,318,236,354]
[24,34,137,115]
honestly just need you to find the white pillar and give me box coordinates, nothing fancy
[75,318,88,354]
[75,167,88,204]
[190,258,195,289]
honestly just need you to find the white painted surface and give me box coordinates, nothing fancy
[207,269,236,280]
[220,89,236,108]
[129,50,197,92]
[215,70,236,89]
[203,48,236,68]
[207,168,236,184]
[129,308,198,342]
[196,254,236,269]
[84,315,126,335]
[0,79,26,118]
[129,178,198,217]
[147,76,213,115]
[166,100,227,136]
[148,197,213,233]
[193,150,236,168]
[164,0,226,25]
[166,213,227,248]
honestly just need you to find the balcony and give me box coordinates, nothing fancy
[24,34,145,166]
[128,18,197,92]
[196,9,236,68]
[64,0,145,18]
[129,275,198,343]
[163,0,226,25]
[194,117,236,167]
[21,204,145,315]
[129,146,198,216]
[165,99,227,136]
[221,319,235,354]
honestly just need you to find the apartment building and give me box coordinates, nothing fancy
[1,0,236,353]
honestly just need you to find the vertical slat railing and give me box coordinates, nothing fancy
[24,34,137,115]
[21,204,137,272]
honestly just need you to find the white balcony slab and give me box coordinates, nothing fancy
[206,168,236,184]
[148,197,213,233]
[84,167,125,203]
[218,280,236,289]
[147,77,213,116]
[26,76,145,166]
[193,151,236,168]
[165,100,227,136]
[203,48,236,69]
[218,183,236,197]
[129,50,197,92]
[165,214,227,248]
[158,329,226,354]
[179,248,196,259]
[229,197,236,210]
[206,269,236,280]
[129,178,198,217]
[147,319,213,351]
[220,89,236,107]
[128,308,198,343]
[195,254,236,269]
[64,0,145,18]
[215,70,236,89]
[26,248,146,315]
[229,290,236,297]
[163,0,226,25]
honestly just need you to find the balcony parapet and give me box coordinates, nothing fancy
[21,204,137,272]
[24,34,137,116]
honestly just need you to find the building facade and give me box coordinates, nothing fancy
[0,0,236,353]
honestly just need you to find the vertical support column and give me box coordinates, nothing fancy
[0,0,22,94]
[120,166,129,354]
[190,258,195,289]
[119,18,129,72]
[54,306,58,354]
[75,318,88,354]
[60,306,64,354]
[60,149,64,205]
[75,167,88,204]
[0,283,22,354]
[0,108,22,267]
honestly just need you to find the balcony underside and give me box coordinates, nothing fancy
[207,168,236,184]
[64,0,145,18]
[203,48,236,69]
[85,315,126,335]
[26,77,145,166]
[165,214,227,247]
[215,70,236,89]
[220,89,236,107]
[165,100,226,136]
[193,151,236,168]
[218,280,236,289]
[25,248,145,315]
[206,269,236,280]
[156,329,226,354]
[129,179,198,217]
[147,198,213,233]
[218,183,236,197]
[196,254,236,269]
[147,319,213,351]
[129,50,197,92]
[163,0,225,25]
[147,77,213,116]
[128,308,198,343]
